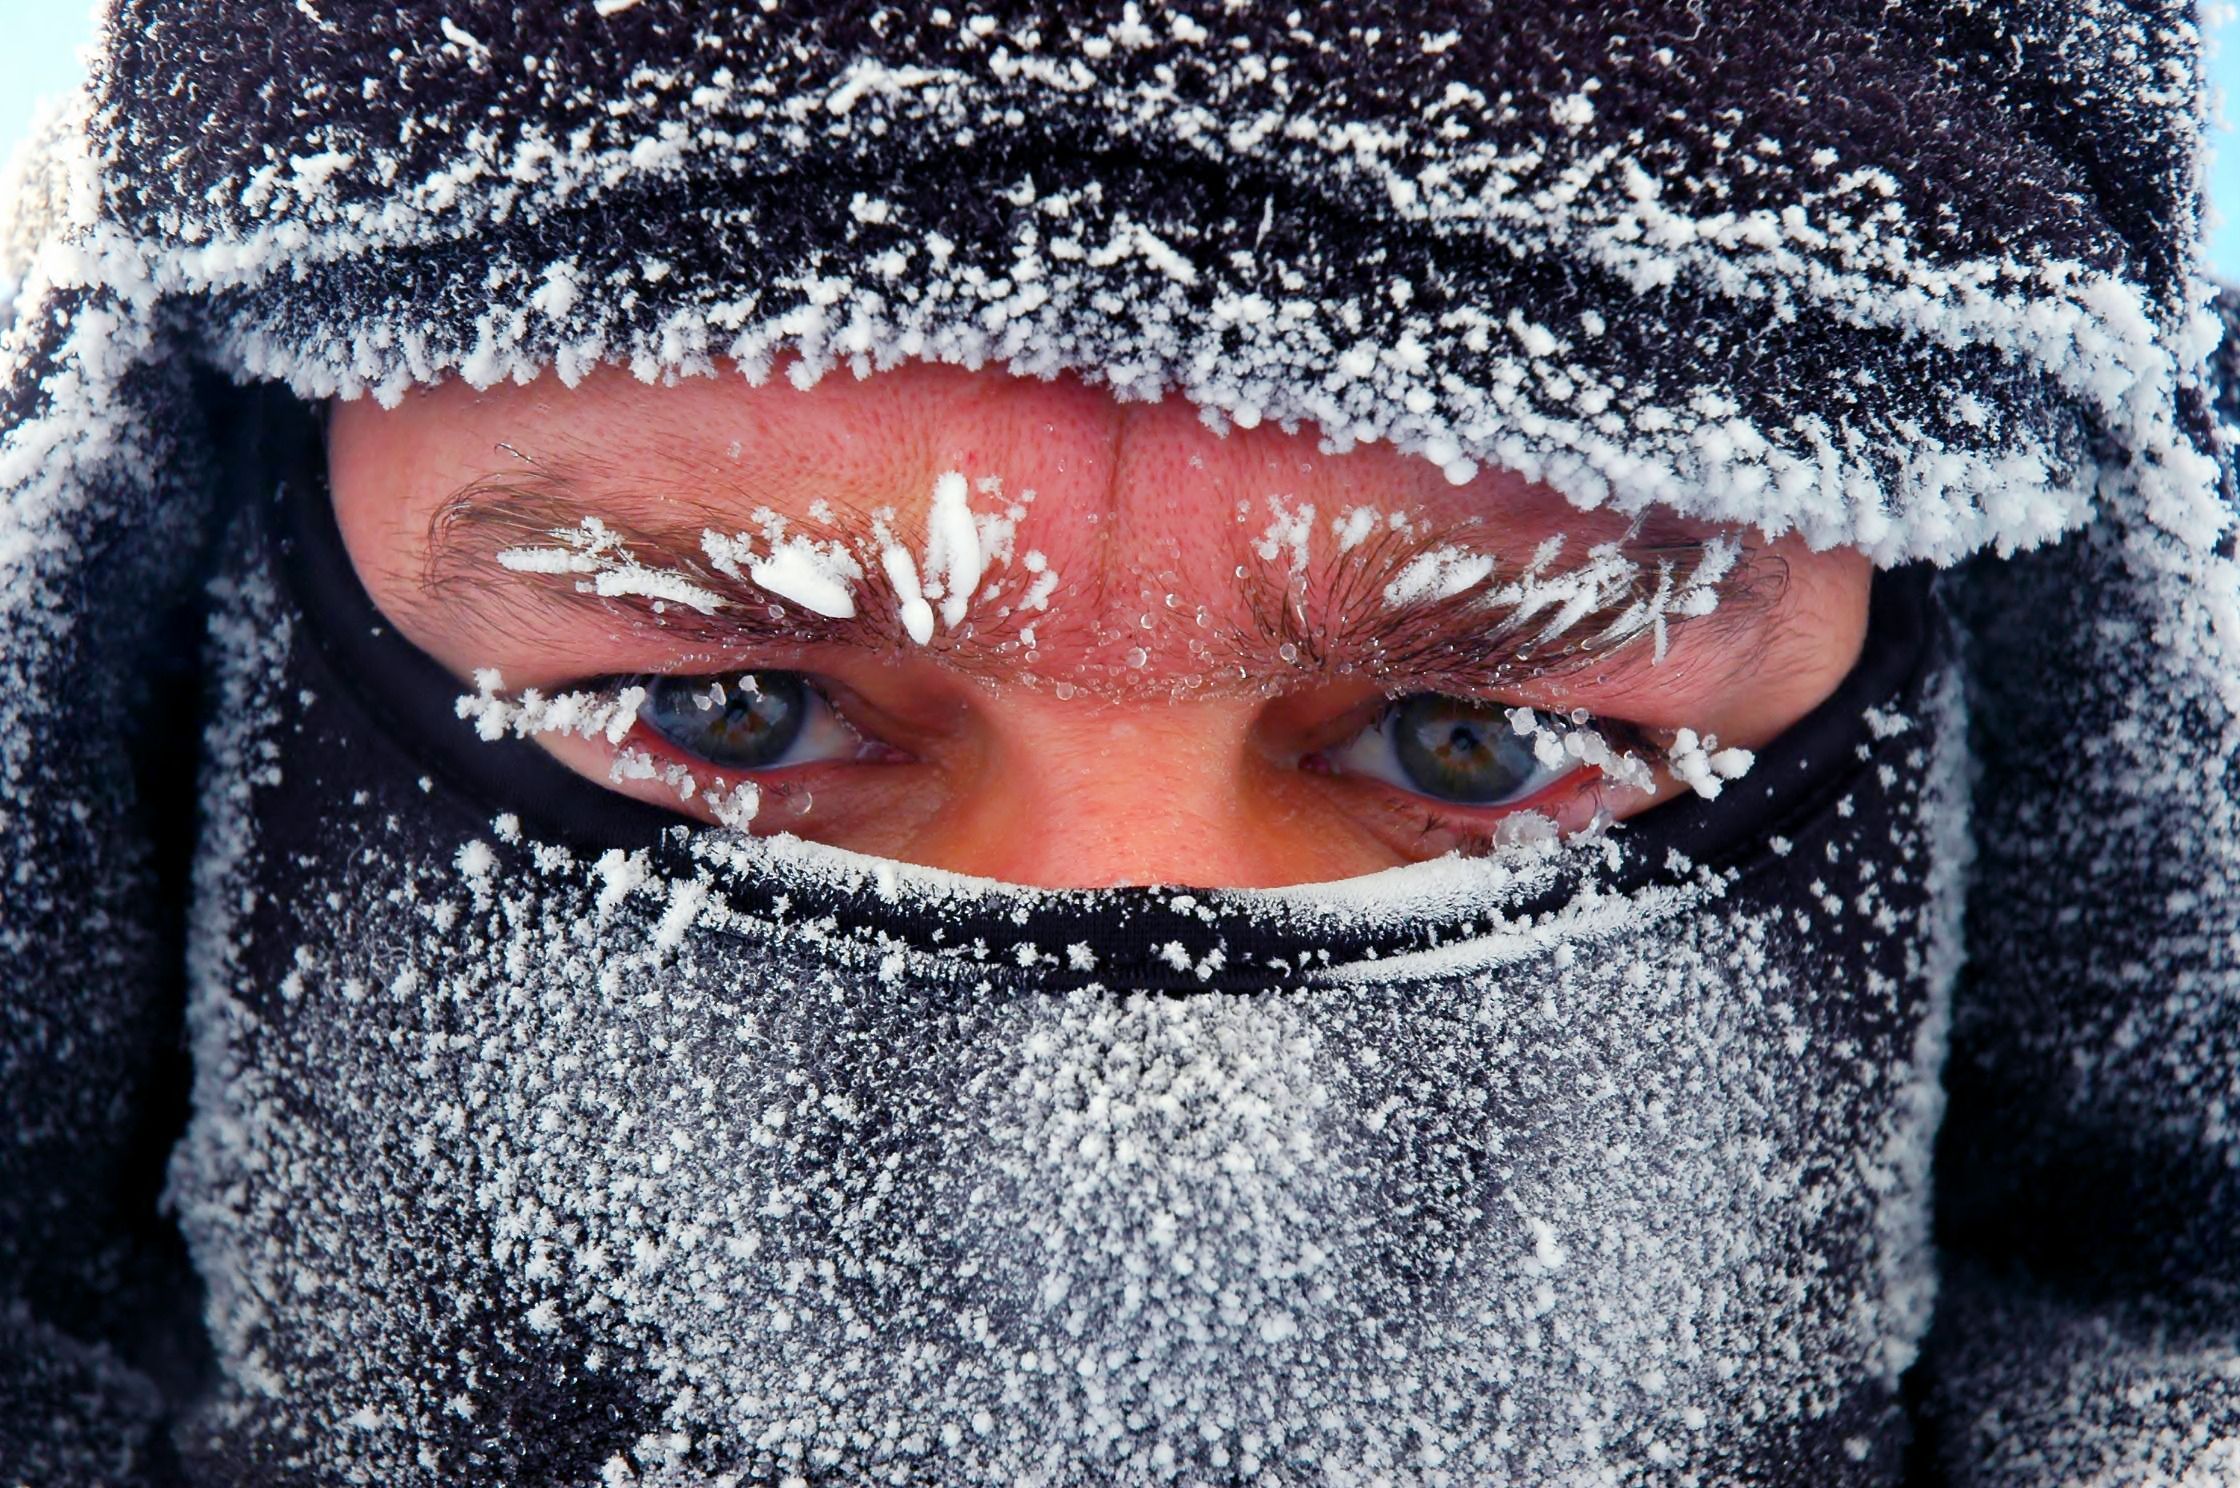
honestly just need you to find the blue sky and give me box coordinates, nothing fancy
[5,5,2240,276]
[0,1,97,176]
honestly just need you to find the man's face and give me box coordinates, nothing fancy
[328,362,1869,887]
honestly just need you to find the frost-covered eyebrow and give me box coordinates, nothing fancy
[412,475,898,649]
[409,475,1782,691]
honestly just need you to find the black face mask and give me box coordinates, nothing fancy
[170,408,1961,1488]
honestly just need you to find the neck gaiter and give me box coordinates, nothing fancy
[171,416,1965,1488]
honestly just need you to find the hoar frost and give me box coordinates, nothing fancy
[171,550,1973,1485]
[498,473,1043,645]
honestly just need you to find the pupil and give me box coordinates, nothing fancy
[1392,695,1540,804]
[640,672,807,768]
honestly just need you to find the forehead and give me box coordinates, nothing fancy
[330,361,1767,699]
[331,360,1637,586]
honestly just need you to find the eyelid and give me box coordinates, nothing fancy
[1321,699,1574,804]
[610,669,906,775]
[1309,693,1666,832]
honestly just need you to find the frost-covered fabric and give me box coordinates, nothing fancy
[25,0,2233,564]
[165,467,1965,1485]
[3,1,2239,1484]
[1920,350,2240,1484]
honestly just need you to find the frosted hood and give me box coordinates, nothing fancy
[3,0,2229,565]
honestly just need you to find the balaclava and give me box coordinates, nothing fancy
[170,392,1960,1485]
[1,3,2234,1486]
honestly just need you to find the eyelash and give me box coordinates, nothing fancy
[1316,702,1655,837]
[617,670,883,778]
[612,670,1648,823]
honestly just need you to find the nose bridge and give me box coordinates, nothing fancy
[967,693,1276,887]
[943,379,1281,662]
[921,370,1128,643]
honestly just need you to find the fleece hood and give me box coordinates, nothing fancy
[2,2,2239,1485]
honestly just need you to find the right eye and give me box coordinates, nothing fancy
[633,671,865,770]
[1322,693,1585,807]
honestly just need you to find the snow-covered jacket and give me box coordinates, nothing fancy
[3,2,2237,1484]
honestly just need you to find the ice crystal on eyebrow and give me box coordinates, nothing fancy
[703,528,863,619]
[1331,506,1385,553]
[498,515,730,615]
[452,468,1050,654]
[1017,548,1057,612]
[1469,532,1743,664]
[877,535,937,645]
[1253,496,1316,576]
[868,470,1034,641]
[924,469,985,630]
[1382,546,1496,607]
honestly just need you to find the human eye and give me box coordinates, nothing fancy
[626,670,875,772]
[460,661,931,839]
[1316,692,1583,807]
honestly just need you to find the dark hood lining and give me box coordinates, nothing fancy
[255,383,1940,986]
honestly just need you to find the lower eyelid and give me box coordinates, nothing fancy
[1352,762,1598,821]
[623,672,890,769]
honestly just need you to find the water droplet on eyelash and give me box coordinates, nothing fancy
[1278,641,1300,664]
[1125,646,1150,669]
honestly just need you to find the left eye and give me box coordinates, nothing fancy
[632,670,864,770]
[1323,693,1580,807]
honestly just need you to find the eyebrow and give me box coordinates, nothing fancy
[407,470,1785,693]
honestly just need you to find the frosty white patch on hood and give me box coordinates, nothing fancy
[17,0,2210,564]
